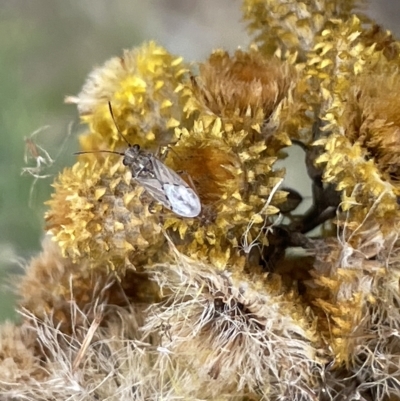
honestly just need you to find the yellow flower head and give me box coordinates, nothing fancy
[67,41,188,152]
[45,155,167,270]
[48,43,191,270]
[307,18,400,228]
[243,0,364,58]
[161,119,286,269]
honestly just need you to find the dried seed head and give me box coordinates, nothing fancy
[16,238,160,331]
[143,250,322,399]
[189,48,293,134]
[0,322,45,385]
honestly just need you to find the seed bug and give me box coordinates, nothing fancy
[75,103,202,218]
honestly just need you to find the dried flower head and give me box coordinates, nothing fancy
[308,17,400,229]
[67,41,188,151]
[45,155,167,270]
[143,246,323,399]
[0,322,45,388]
[189,48,293,127]
[243,0,365,58]
[161,120,286,269]
[0,307,159,401]
[343,73,400,190]
[16,238,159,331]
[7,2,400,400]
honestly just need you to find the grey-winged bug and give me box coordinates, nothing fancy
[76,103,202,218]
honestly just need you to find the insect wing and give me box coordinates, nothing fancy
[163,183,201,218]
[137,156,201,218]
[135,175,173,208]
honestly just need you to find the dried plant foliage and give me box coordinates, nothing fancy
[4,0,400,400]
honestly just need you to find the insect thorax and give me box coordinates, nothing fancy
[123,146,156,179]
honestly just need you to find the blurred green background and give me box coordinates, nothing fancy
[0,0,398,321]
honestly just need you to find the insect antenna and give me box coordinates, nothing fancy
[108,101,132,147]
[74,150,125,156]
[74,102,131,158]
